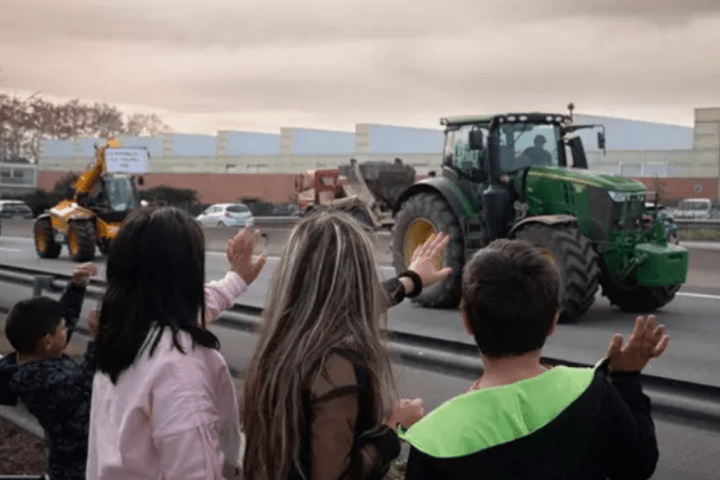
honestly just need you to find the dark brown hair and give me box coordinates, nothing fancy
[461,239,560,358]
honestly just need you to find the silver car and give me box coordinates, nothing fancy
[196,203,255,227]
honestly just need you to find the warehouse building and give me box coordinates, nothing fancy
[23,107,720,205]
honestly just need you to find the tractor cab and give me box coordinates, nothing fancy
[86,174,140,222]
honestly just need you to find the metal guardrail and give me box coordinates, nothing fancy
[674,218,720,227]
[2,263,720,430]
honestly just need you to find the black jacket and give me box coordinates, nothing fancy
[401,359,658,480]
[0,283,96,480]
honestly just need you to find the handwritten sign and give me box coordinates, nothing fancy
[106,148,149,174]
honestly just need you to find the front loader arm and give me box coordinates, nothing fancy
[73,138,119,202]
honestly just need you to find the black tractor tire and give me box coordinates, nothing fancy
[33,218,61,259]
[513,223,600,323]
[350,207,373,227]
[392,192,464,308]
[68,221,96,262]
[601,282,681,313]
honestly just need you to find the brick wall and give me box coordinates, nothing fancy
[37,171,719,206]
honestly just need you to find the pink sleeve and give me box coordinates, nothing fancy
[155,424,225,480]
[203,271,248,324]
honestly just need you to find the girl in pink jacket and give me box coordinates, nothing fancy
[86,206,265,479]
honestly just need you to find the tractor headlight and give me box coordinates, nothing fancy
[608,191,627,203]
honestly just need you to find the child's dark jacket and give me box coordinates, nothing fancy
[400,360,658,480]
[0,283,95,480]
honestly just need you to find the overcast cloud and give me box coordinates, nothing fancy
[1,0,719,134]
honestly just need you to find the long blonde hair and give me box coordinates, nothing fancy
[242,210,395,480]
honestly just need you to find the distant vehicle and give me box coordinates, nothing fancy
[196,203,255,227]
[672,198,713,219]
[0,200,34,219]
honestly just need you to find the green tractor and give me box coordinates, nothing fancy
[392,110,689,323]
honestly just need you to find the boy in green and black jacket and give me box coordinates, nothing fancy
[399,239,667,480]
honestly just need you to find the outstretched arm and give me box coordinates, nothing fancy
[383,233,452,308]
[203,227,264,323]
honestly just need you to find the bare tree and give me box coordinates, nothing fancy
[0,88,171,163]
[126,112,172,136]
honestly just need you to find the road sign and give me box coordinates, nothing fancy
[694,184,703,194]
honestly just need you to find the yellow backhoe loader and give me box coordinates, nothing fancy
[33,138,148,262]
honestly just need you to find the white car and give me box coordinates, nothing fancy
[196,203,255,227]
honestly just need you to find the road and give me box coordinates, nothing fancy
[3,220,720,478]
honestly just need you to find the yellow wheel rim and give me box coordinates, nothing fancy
[35,225,47,252]
[68,229,79,255]
[403,218,442,269]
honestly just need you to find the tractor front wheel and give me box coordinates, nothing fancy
[601,282,681,313]
[34,218,61,259]
[68,221,96,262]
[392,192,464,308]
[513,223,600,323]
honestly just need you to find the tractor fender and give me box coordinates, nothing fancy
[35,212,52,222]
[508,214,577,238]
[395,177,479,223]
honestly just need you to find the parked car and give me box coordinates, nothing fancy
[0,200,34,219]
[196,203,255,227]
[644,202,679,245]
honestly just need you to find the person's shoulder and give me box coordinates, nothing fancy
[310,351,360,398]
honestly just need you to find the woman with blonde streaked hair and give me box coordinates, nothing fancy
[242,209,452,480]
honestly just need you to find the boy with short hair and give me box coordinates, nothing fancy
[400,239,668,480]
[0,263,98,480]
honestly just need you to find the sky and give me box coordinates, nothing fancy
[1,0,719,135]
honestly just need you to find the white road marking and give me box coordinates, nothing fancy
[676,292,720,301]
[0,247,21,252]
[0,236,34,243]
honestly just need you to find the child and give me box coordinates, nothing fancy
[400,239,668,480]
[0,262,98,480]
[86,206,266,479]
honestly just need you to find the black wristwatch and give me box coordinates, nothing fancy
[398,270,423,298]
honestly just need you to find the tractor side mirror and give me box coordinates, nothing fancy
[469,129,484,151]
[137,176,145,186]
[597,131,606,150]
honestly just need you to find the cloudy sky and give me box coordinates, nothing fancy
[1,0,719,135]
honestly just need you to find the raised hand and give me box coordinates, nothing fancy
[388,398,425,431]
[72,263,98,286]
[607,315,670,373]
[408,232,453,288]
[226,227,266,286]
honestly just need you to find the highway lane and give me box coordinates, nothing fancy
[2,224,720,387]
[1,291,719,480]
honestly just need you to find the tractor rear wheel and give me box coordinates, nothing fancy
[392,192,464,308]
[513,223,600,323]
[601,282,681,313]
[33,218,61,259]
[68,221,96,262]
